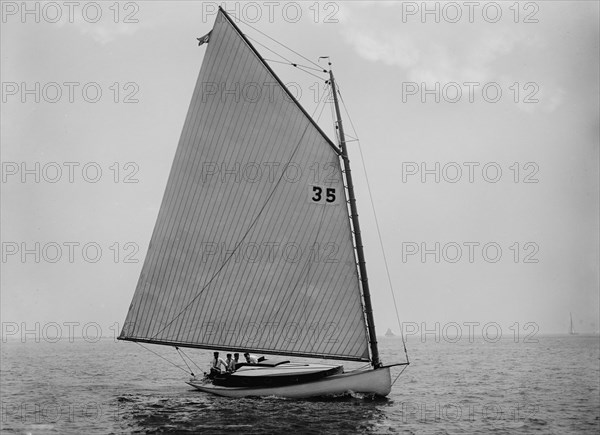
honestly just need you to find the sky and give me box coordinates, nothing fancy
[1,1,599,344]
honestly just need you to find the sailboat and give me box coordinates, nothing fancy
[385,328,396,337]
[118,7,408,398]
[569,312,577,335]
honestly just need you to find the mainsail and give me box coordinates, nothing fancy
[119,9,370,362]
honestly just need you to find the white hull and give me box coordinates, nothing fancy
[186,366,391,398]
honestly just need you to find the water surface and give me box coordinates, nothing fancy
[1,335,598,434]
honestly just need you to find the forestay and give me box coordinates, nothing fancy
[119,9,370,362]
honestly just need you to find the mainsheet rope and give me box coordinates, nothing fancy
[176,347,196,376]
[134,342,190,375]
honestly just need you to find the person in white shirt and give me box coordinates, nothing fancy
[209,352,227,377]
[243,352,258,364]
[225,353,235,373]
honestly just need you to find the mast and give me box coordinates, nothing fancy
[328,69,382,368]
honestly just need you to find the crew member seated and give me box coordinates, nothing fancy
[209,351,227,378]
[243,352,258,364]
[225,353,235,373]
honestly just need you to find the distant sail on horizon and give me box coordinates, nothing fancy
[569,312,577,335]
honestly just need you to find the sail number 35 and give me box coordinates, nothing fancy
[311,186,336,203]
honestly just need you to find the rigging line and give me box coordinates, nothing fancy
[295,64,329,73]
[249,37,328,81]
[283,66,328,82]
[248,36,296,66]
[336,85,410,365]
[295,67,330,83]
[175,347,195,376]
[251,90,329,329]
[149,100,326,341]
[264,58,297,66]
[313,84,329,125]
[178,347,203,373]
[391,364,409,386]
[263,58,326,73]
[229,11,325,71]
[246,34,327,78]
[135,342,190,375]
